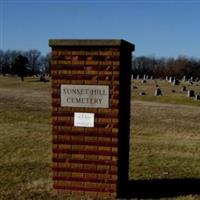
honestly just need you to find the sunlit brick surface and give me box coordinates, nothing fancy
[49,40,134,199]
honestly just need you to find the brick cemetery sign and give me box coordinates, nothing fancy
[60,85,109,108]
[49,39,135,199]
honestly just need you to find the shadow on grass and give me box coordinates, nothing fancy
[118,113,200,198]
[118,178,200,199]
[117,75,200,199]
[27,79,50,83]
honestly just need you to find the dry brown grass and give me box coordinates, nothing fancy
[130,100,200,180]
[0,76,200,199]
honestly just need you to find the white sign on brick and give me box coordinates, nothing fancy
[61,84,109,108]
[74,112,94,128]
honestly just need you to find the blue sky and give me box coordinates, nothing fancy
[1,0,200,58]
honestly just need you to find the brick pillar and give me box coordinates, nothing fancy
[49,39,135,199]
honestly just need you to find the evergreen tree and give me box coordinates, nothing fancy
[12,55,29,81]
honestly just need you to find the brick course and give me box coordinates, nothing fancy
[49,39,134,199]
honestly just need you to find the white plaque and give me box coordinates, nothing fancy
[61,85,109,108]
[74,112,94,128]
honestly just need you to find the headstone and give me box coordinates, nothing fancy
[187,90,195,97]
[165,76,168,81]
[131,74,134,80]
[181,86,187,92]
[136,74,140,80]
[195,94,200,100]
[155,88,162,96]
[150,76,153,80]
[188,80,193,85]
[40,74,49,82]
[140,92,146,96]
[182,75,186,82]
[49,39,135,199]
[168,76,173,83]
[133,85,138,89]
[143,74,146,80]
[172,79,180,85]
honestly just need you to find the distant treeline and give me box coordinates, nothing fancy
[1,49,200,80]
[132,56,200,79]
[0,49,50,76]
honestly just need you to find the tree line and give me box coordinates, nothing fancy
[1,49,200,80]
[0,49,50,80]
[132,56,200,79]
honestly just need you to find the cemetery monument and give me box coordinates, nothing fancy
[49,39,135,199]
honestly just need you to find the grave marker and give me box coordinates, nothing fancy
[172,79,180,85]
[195,94,200,100]
[155,88,162,96]
[187,90,195,97]
[181,86,187,92]
[182,75,186,82]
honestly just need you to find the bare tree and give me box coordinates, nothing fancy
[25,49,41,75]
[39,52,51,74]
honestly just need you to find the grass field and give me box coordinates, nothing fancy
[130,79,200,181]
[0,76,200,199]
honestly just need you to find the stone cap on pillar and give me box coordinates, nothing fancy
[49,39,135,51]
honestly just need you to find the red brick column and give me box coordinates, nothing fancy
[49,40,135,199]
